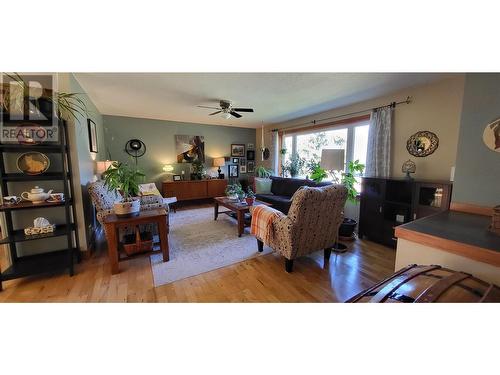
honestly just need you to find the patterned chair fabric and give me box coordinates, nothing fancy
[88,180,167,235]
[252,184,347,261]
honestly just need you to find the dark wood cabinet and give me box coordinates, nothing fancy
[162,179,228,201]
[359,177,452,248]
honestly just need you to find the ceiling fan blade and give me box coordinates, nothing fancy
[230,111,242,118]
[197,105,221,110]
[233,108,254,112]
[209,111,222,116]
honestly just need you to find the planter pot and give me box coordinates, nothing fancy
[339,218,357,238]
[245,197,255,206]
[113,199,140,218]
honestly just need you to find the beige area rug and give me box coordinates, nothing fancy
[150,206,272,287]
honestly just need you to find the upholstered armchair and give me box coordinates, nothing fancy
[251,184,347,272]
[88,180,166,231]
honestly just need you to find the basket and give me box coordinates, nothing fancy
[122,228,153,256]
[490,205,500,236]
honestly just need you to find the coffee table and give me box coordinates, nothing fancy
[213,197,271,237]
[103,208,169,274]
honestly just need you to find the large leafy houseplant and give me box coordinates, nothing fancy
[309,162,327,182]
[341,160,365,203]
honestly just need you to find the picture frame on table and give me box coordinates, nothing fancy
[173,174,182,181]
[87,119,98,153]
[232,157,239,164]
[247,161,255,173]
[231,144,245,157]
[228,164,239,178]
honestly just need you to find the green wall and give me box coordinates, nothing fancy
[452,73,500,207]
[103,115,256,186]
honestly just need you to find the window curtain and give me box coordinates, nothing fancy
[365,106,393,177]
[270,130,279,174]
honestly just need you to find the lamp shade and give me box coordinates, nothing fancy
[213,157,225,167]
[320,149,345,171]
[96,160,116,174]
[162,164,174,172]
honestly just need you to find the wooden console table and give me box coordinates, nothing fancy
[103,209,169,274]
[162,179,227,201]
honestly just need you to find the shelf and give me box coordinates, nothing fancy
[0,224,75,244]
[0,199,71,211]
[0,143,66,152]
[2,172,69,181]
[385,200,411,207]
[0,249,75,281]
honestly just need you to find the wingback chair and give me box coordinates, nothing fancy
[88,180,166,234]
[252,184,347,272]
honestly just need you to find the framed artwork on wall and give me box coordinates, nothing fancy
[232,157,239,164]
[87,119,98,153]
[228,164,239,178]
[175,135,205,163]
[247,143,255,150]
[231,144,245,157]
[239,158,246,166]
[246,149,255,160]
[240,165,247,173]
[247,161,255,173]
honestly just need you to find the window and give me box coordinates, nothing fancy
[281,118,369,182]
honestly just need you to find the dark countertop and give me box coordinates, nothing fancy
[398,211,500,253]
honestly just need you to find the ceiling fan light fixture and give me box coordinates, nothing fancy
[221,112,232,119]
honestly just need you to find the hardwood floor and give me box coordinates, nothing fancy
[0,235,396,302]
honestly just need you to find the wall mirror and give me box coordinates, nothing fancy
[406,131,439,157]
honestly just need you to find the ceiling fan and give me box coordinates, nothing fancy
[197,100,254,119]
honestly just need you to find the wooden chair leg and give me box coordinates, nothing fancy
[257,239,264,252]
[324,248,331,261]
[285,259,294,273]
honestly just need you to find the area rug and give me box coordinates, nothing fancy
[150,206,272,287]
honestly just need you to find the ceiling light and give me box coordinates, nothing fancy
[220,112,231,119]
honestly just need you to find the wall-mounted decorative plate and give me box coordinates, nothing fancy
[483,118,500,152]
[406,131,439,157]
[17,152,50,175]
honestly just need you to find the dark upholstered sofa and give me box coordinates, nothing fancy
[256,176,332,214]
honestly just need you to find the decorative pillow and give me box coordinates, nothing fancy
[255,178,272,194]
[139,183,161,196]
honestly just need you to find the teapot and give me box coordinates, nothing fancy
[21,186,53,204]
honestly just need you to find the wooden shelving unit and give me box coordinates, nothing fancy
[0,120,80,290]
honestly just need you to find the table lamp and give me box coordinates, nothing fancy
[320,149,345,183]
[213,157,225,179]
[96,160,116,178]
[163,164,174,181]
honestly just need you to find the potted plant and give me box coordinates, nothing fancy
[190,159,205,180]
[245,187,256,206]
[309,162,327,182]
[225,182,244,201]
[283,154,304,177]
[339,160,365,239]
[102,161,145,217]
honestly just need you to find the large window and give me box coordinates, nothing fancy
[281,118,369,180]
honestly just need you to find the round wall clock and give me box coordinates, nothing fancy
[406,131,439,157]
[17,152,50,175]
[483,117,500,152]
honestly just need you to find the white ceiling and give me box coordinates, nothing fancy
[74,73,452,129]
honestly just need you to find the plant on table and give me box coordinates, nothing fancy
[225,182,244,201]
[102,161,145,217]
[190,159,205,180]
[245,187,256,205]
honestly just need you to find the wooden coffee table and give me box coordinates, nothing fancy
[103,208,169,274]
[213,197,271,237]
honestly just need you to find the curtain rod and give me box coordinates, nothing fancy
[270,96,412,132]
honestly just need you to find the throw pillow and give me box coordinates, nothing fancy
[255,177,272,194]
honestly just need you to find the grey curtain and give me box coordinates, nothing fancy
[365,106,393,177]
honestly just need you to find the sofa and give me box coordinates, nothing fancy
[252,184,348,272]
[255,176,331,214]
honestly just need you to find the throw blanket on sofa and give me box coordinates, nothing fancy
[250,205,284,245]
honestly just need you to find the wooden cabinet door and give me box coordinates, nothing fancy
[207,179,227,197]
[359,178,385,241]
[163,181,208,201]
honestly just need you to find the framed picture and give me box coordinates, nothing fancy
[247,161,255,173]
[87,119,98,153]
[175,134,205,163]
[232,157,239,164]
[246,150,255,161]
[240,165,247,174]
[228,164,239,178]
[173,175,182,181]
[239,158,246,166]
[231,144,245,157]
[247,143,255,150]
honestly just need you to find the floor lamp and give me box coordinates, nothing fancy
[320,149,348,253]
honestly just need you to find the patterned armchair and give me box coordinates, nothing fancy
[252,184,347,272]
[88,180,166,232]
